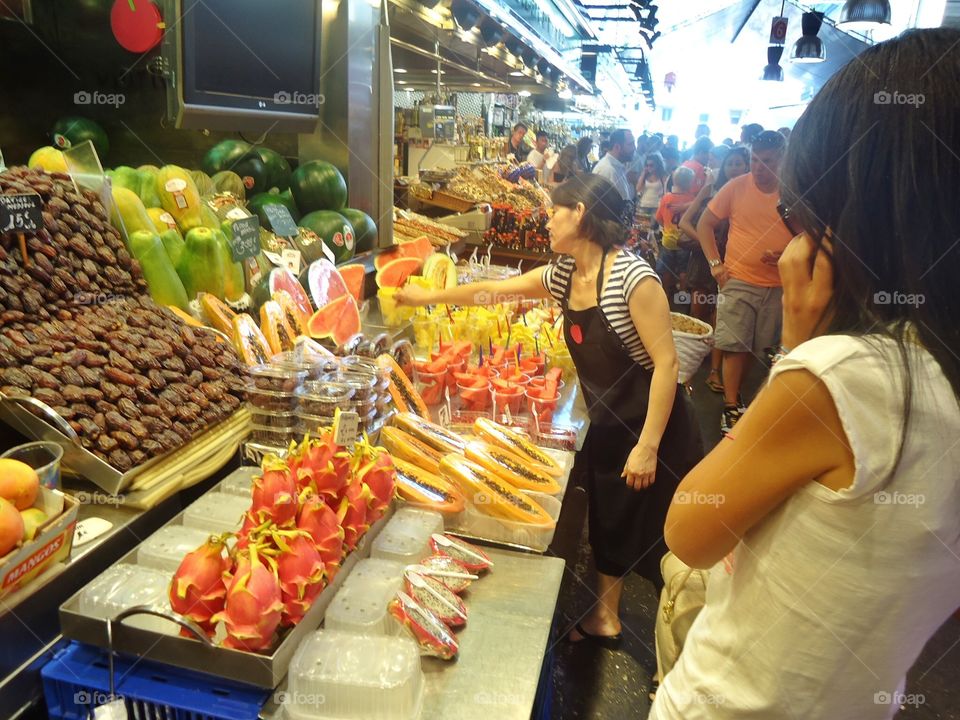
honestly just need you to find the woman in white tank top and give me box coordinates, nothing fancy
[650,29,960,720]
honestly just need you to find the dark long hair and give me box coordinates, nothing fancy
[551,174,626,249]
[715,146,749,191]
[781,29,960,455]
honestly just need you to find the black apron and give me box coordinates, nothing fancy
[562,248,703,585]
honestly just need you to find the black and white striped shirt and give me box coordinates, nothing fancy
[542,250,661,370]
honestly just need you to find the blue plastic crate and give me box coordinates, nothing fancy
[42,642,270,720]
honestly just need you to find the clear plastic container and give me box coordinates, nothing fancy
[449,490,562,552]
[324,559,405,636]
[78,564,177,633]
[336,371,377,402]
[298,382,355,417]
[246,386,299,412]
[340,356,385,380]
[250,424,297,446]
[358,408,378,433]
[181,492,250,534]
[250,409,298,429]
[371,509,444,566]
[218,466,260,497]
[136,525,217,573]
[272,351,339,380]
[285,630,423,720]
[248,364,307,393]
[347,393,377,416]
[296,411,335,435]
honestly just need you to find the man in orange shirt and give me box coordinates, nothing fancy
[681,136,713,194]
[696,131,794,433]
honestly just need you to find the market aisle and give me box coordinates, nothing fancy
[549,362,960,720]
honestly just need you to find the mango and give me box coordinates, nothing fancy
[20,508,47,542]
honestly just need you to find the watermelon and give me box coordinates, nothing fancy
[308,295,361,347]
[306,259,349,309]
[51,116,109,159]
[256,147,292,191]
[202,139,252,175]
[269,268,313,318]
[247,191,300,228]
[299,210,355,264]
[340,208,377,253]
[375,257,423,288]
[232,152,270,196]
[374,236,433,270]
[339,264,366,304]
[290,160,347,213]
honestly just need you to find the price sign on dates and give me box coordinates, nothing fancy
[0,193,43,235]
[230,216,261,262]
[263,203,299,237]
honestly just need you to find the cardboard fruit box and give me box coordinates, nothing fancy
[0,487,79,598]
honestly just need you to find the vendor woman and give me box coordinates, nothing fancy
[396,174,703,647]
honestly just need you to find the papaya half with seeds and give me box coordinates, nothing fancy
[394,458,466,514]
[464,441,561,495]
[259,300,297,356]
[391,412,465,455]
[473,417,561,476]
[199,292,237,335]
[439,454,555,528]
[376,354,429,418]
[380,426,445,475]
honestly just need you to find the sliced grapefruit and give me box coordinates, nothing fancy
[306,259,349,309]
[373,236,434,271]
[339,263,366,304]
[375,257,423,288]
[307,294,362,347]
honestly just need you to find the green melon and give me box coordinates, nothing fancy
[51,116,109,159]
[201,139,252,175]
[247,191,300,228]
[256,147,292,191]
[290,160,347,213]
[339,208,377,253]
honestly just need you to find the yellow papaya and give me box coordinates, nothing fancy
[146,207,178,234]
[199,292,237,335]
[110,186,155,239]
[156,165,203,232]
[439,454,555,527]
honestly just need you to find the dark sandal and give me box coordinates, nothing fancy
[705,370,724,393]
[566,621,623,649]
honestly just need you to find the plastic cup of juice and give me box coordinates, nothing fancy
[491,385,524,417]
[377,288,414,327]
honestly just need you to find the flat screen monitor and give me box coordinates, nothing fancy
[165,0,321,133]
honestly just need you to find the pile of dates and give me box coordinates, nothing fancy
[0,167,246,471]
[0,167,146,325]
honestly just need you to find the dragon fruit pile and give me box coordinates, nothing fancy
[168,429,396,652]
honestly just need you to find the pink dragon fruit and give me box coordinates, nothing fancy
[294,433,347,499]
[355,444,396,523]
[297,491,345,578]
[337,479,372,552]
[251,457,298,526]
[213,546,283,652]
[272,531,326,626]
[168,535,231,637]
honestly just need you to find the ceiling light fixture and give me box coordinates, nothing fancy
[397,80,406,84]
[838,0,891,27]
[519,90,532,97]
[394,68,407,73]
[763,45,784,81]
[510,71,525,76]
[479,19,504,47]
[404,87,415,92]
[451,0,481,31]
[791,11,825,63]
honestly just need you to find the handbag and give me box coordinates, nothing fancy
[654,551,709,679]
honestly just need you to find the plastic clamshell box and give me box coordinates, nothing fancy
[297,382,355,417]
[136,525,216,573]
[218,466,260,497]
[0,487,79,599]
[250,424,298,447]
[181,492,250,534]
[285,630,424,720]
[370,509,444,566]
[448,491,562,553]
[78,564,177,634]
[246,386,299,413]
[324,559,405,636]
[248,364,308,393]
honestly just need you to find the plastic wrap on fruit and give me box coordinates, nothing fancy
[404,570,468,628]
[430,533,493,573]
[388,591,459,660]
[415,555,478,594]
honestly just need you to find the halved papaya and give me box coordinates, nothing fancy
[394,458,466,514]
[438,454,555,527]
[391,412,465,455]
[272,289,310,337]
[375,257,423,289]
[380,426,444,475]
[199,292,237,335]
[307,294,361,347]
[376,354,429,419]
[231,313,272,366]
[259,300,297,356]
[464,441,561,495]
[473,417,561,476]
[167,305,204,328]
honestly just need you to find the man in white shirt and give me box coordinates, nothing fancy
[526,131,551,169]
[592,129,636,201]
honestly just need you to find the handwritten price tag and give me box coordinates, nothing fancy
[0,194,43,234]
[333,410,360,446]
[230,216,261,262]
[263,203,299,237]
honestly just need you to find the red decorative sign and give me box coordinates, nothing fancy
[770,16,789,45]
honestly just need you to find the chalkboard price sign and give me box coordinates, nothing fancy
[230,216,261,262]
[0,193,43,235]
[263,203,299,238]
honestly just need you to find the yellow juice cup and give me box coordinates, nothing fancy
[377,288,414,327]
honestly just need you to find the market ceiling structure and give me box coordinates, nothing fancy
[388,0,929,107]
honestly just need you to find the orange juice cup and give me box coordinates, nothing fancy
[526,389,561,424]
[458,379,491,412]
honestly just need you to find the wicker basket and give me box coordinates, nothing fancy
[671,312,714,383]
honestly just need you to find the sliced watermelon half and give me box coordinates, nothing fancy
[339,263,366,304]
[374,236,434,271]
[375,257,423,289]
[306,259,349,309]
[269,268,313,317]
[307,294,362,347]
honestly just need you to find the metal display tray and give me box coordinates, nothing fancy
[59,488,393,689]
[0,393,241,496]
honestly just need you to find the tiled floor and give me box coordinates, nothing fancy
[549,360,960,720]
